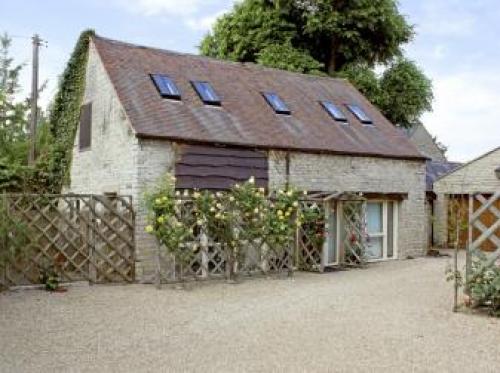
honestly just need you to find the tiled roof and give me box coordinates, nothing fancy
[426,161,462,191]
[92,35,425,160]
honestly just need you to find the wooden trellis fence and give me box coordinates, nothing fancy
[0,194,135,288]
[295,193,367,272]
[156,197,295,283]
[466,191,500,277]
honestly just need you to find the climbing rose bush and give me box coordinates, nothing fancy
[145,175,307,274]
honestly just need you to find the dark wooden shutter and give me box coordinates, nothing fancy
[79,103,92,150]
[175,144,268,190]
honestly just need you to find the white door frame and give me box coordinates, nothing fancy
[322,200,340,266]
[366,200,399,261]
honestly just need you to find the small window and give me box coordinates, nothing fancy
[151,74,181,99]
[191,81,221,105]
[320,101,347,122]
[346,104,373,124]
[79,103,92,150]
[262,92,290,114]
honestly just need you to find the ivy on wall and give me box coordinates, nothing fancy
[44,29,95,192]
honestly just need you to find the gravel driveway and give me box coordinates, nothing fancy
[1,252,499,372]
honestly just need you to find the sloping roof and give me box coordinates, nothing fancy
[435,146,500,183]
[426,161,462,191]
[92,35,425,160]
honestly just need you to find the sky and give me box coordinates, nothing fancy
[1,0,499,162]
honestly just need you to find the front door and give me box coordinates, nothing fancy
[366,202,384,259]
[323,202,338,265]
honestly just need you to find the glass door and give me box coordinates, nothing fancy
[366,202,384,259]
[322,201,339,266]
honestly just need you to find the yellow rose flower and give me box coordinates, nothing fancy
[145,225,154,233]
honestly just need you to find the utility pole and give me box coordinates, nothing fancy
[28,34,42,165]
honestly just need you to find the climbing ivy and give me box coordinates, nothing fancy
[45,29,94,192]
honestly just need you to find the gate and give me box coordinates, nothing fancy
[0,194,135,288]
[466,191,500,276]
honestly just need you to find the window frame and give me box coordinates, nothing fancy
[262,92,291,115]
[191,81,221,106]
[320,101,348,123]
[79,102,92,151]
[150,74,181,100]
[365,200,398,261]
[346,104,373,125]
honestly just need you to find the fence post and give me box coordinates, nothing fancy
[1,193,8,288]
[200,229,209,278]
[465,194,473,295]
[89,196,97,284]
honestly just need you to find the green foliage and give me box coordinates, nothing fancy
[468,252,500,316]
[200,0,433,127]
[337,64,382,106]
[45,29,94,192]
[0,32,57,193]
[257,43,325,75]
[200,0,296,62]
[300,202,326,252]
[0,197,32,290]
[38,256,62,291]
[145,174,310,280]
[338,59,433,128]
[378,58,433,128]
[297,0,413,72]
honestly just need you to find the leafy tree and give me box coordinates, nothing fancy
[0,33,29,162]
[256,43,325,75]
[0,33,53,192]
[200,0,432,128]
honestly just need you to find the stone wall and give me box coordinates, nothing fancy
[269,151,428,258]
[433,147,500,245]
[67,41,174,281]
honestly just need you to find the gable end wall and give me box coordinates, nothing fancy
[433,148,500,245]
[67,41,175,280]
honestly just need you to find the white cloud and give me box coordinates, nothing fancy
[186,10,227,32]
[115,0,233,31]
[422,71,500,162]
[117,0,206,17]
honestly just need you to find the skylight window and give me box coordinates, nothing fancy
[346,104,373,125]
[191,81,221,105]
[320,101,347,122]
[262,92,290,114]
[151,74,181,99]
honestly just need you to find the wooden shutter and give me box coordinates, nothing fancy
[175,144,268,190]
[79,103,92,150]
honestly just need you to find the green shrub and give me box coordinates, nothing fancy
[468,251,500,316]
[145,174,308,280]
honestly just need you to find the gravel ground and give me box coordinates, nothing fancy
[1,252,499,373]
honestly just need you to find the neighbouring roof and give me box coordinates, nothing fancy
[435,146,500,183]
[426,161,462,191]
[92,35,425,160]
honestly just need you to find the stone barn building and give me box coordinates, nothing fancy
[67,35,428,281]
